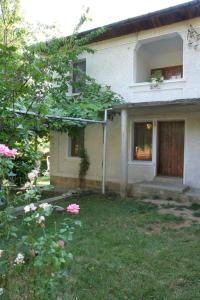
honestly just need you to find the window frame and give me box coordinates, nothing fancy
[151,65,183,81]
[132,121,153,162]
[72,59,86,94]
[67,129,84,158]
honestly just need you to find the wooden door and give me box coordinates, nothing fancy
[157,121,184,177]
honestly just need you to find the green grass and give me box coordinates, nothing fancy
[37,176,50,186]
[49,194,200,300]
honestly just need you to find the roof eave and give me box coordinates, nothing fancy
[78,0,200,43]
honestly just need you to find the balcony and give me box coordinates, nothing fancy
[130,33,185,102]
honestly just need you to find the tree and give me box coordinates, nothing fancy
[0,0,123,184]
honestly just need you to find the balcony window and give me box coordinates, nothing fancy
[151,65,183,80]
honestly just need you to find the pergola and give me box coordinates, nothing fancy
[9,108,109,195]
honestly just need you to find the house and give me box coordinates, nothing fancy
[50,0,200,198]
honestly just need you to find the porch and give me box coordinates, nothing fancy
[113,98,200,198]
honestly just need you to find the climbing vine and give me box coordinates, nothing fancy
[79,147,90,188]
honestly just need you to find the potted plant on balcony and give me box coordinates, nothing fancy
[149,70,164,89]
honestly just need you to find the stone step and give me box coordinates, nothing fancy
[154,176,183,185]
[140,181,189,193]
[132,180,189,201]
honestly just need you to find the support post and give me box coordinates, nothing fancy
[120,109,128,197]
[102,109,108,194]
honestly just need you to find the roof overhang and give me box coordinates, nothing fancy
[79,0,200,43]
[112,98,200,112]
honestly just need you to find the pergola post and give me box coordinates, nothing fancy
[120,109,128,197]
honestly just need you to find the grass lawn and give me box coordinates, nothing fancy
[37,176,50,186]
[51,194,200,300]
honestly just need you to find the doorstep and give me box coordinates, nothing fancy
[132,179,189,202]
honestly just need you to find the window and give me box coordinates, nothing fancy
[133,122,153,161]
[68,129,84,157]
[72,60,86,93]
[151,65,183,80]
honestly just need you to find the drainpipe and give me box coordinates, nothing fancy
[102,109,112,194]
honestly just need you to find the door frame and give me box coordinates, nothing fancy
[156,120,185,179]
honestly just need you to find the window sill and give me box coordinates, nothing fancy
[131,78,186,86]
[65,156,81,161]
[129,78,186,90]
[128,160,153,166]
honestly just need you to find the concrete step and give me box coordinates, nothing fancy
[141,181,189,193]
[154,176,183,185]
[132,180,189,201]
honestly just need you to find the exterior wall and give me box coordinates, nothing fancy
[50,110,200,190]
[184,117,200,188]
[50,116,121,184]
[50,17,200,191]
[81,17,200,103]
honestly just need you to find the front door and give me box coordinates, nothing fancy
[157,121,184,177]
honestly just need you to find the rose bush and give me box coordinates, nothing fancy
[0,145,81,299]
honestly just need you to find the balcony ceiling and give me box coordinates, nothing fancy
[142,36,183,54]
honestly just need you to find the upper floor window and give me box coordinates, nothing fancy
[133,122,153,161]
[151,65,183,80]
[72,59,86,94]
[68,129,84,157]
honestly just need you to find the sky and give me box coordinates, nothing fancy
[21,0,189,37]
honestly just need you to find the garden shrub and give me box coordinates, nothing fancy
[0,145,81,299]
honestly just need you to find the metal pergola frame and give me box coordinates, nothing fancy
[8,108,109,194]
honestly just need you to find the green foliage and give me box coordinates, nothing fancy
[0,1,123,185]
[13,142,39,185]
[79,147,90,182]
[0,202,81,299]
[0,152,81,299]
[49,79,123,122]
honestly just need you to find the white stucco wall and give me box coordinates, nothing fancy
[82,17,200,103]
[184,117,200,188]
[50,109,200,189]
[50,17,200,190]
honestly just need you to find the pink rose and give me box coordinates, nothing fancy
[0,144,8,155]
[59,240,65,247]
[66,204,80,214]
[9,148,17,158]
[0,144,17,158]
[5,148,17,158]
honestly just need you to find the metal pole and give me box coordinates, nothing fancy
[7,108,106,125]
[102,110,107,194]
[102,109,112,194]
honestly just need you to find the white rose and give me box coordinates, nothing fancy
[29,203,37,211]
[14,253,25,265]
[36,216,45,224]
[24,205,31,213]
[39,203,51,210]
